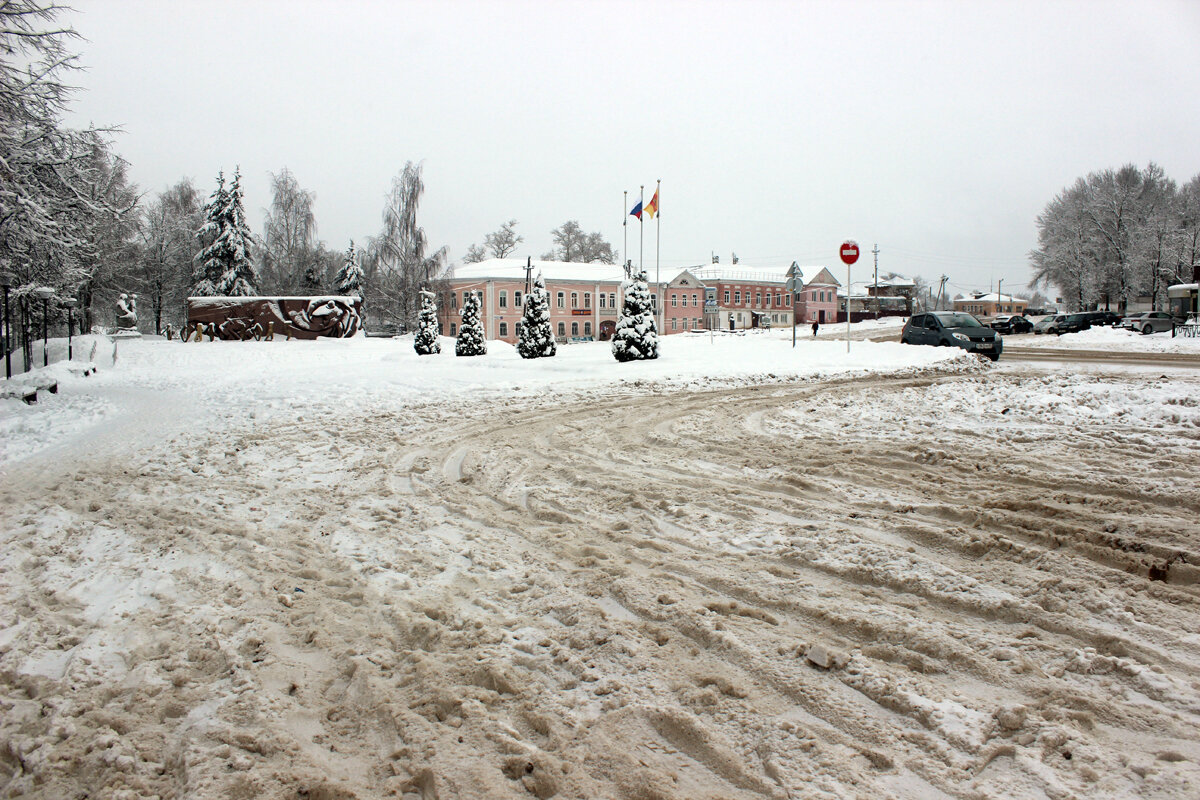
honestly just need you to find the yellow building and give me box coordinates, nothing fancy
[954,292,1026,317]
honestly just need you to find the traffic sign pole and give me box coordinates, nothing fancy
[840,241,860,353]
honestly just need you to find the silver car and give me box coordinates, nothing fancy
[1121,311,1177,334]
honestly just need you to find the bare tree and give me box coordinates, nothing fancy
[1,2,137,335]
[366,162,447,329]
[542,220,616,263]
[485,219,523,258]
[139,179,201,333]
[260,167,317,294]
[463,243,486,263]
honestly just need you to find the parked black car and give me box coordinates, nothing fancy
[1083,310,1122,327]
[901,312,1002,360]
[990,315,1033,334]
[1034,313,1090,335]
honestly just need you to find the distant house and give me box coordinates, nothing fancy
[794,266,841,324]
[664,270,707,334]
[868,275,917,315]
[954,292,1026,317]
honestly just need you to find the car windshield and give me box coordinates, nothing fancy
[934,313,982,328]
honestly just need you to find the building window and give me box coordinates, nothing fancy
[438,323,444,335]
[599,293,607,309]
[584,292,592,308]
[671,293,678,307]
[651,293,658,309]
[766,294,772,307]
[450,322,457,336]
[463,291,471,307]
[515,291,523,307]
[756,292,761,306]
[499,322,508,337]
[557,322,565,337]
[515,321,523,337]
[451,293,458,309]
[557,291,565,308]
[571,322,579,336]
[724,290,730,304]
[735,291,741,304]
[584,322,592,336]
[497,291,506,309]
[786,295,791,306]
[609,292,616,308]
[571,292,578,309]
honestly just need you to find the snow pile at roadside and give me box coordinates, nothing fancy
[1019,324,1200,352]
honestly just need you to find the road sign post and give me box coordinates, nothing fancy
[785,266,802,348]
[840,241,860,352]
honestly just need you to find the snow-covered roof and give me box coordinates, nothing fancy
[961,292,1028,304]
[873,275,916,289]
[451,258,631,283]
[690,266,800,284]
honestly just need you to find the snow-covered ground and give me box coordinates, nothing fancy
[2,333,1199,799]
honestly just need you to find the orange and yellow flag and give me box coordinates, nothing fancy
[644,188,659,220]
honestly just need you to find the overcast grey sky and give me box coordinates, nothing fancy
[64,0,1200,299]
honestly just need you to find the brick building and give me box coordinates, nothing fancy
[690,266,794,330]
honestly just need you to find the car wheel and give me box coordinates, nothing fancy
[1049,328,1059,335]
[988,353,1000,362]
[1142,324,1152,335]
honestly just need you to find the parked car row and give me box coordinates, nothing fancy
[1031,309,1128,335]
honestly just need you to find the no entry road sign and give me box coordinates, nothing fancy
[840,242,860,265]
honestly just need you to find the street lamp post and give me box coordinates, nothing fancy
[33,287,55,367]
[61,297,77,361]
[2,282,10,379]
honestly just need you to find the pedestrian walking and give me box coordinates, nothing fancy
[812,320,819,337]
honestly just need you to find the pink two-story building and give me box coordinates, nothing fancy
[440,259,704,344]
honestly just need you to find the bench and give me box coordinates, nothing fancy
[1,374,57,405]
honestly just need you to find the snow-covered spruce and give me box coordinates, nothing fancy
[193,168,257,297]
[414,290,440,355]
[517,272,556,359]
[334,240,364,297]
[455,292,487,357]
[612,269,658,362]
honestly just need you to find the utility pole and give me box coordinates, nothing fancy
[872,243,880,316]
[997,278,1004,315]
[936,275,948,310]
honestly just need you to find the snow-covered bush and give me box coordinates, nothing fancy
[456,291,487,356]
[414,290,440,355]
[612,269,658,362]
[518,273,556,359]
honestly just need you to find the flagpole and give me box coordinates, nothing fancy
[623,190,628,273]
[655,179,661,332]
[638,184,644,275]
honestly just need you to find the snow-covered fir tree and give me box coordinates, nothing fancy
[414,289,440,355]
[455,291,487,356]
[334,240,364,296]
[517,272,556,359]
[612,269,658,362]
[193,168,257,296]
